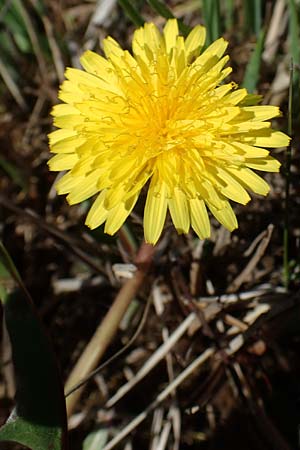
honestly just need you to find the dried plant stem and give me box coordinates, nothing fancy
[103,348,214,450]
[0,58,27,110]
[106,312,197,408]
[65,241,155,417]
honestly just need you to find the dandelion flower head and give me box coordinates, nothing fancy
[48,19,290,244]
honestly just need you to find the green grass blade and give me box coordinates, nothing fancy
[254,0,262,36]
[0,242,68,450]
[289,0,300,64]
[202,0,221,44]
[146,0,190,35]
[0,155,28,191]
[147,0,174,19]
[283,61,293,290]
[224,0,234,30]
[117,0,145,27]
[242,28,265,93]
[243,0,262,36]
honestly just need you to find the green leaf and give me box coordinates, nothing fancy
[0,242,68,450]
[288,0,300,105]
[3,0,33,53]
[146,0,190,36]
[224,0,234,30]
[243,0,262,36]
[202,0,221,44]
[0,155,28,191]
[242,29,265,93]
[117,0,145,27]
[83,429,108,450]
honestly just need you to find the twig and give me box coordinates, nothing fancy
[0,195,107,276]
[227,224,274,293]
[14,0,48,81]
[198,284,286,304]
[243,228,270,257]
[105,312,197,408]
[65,292,152,397]
[262,0,287,63]
[23,92,46,145]
[103,348,215,450]
[0,57,27,110]
[42,15,65,83]
[103,289,298,450]
[65,242,155,417]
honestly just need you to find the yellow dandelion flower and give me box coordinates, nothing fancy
[48,19,290,244]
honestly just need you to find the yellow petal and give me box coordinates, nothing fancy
[80,50,112,77]
[51,136,86,154]
[144,22,163,55]
[250,130,290,148]
[224,88,247,105]
[67,170,101,204]
[168,188,190,234]
[65,68,105,88]
[215,167,251,204]
[163,19,179,54]
[144,178,168,244]
[246,156,281,172]
[105,193,139,235]
[208,201,238,231]
[241,105,281,121]
[55,172,83,195]
[85,190,108,229]
[103,36,124,59]
[48,129,77,146]
[190,198,210,239]
[54,114,84,129]
[185,25,206,62]
[51,104,80,117]
[195,38,228,67]
[227,167,270,195]
[71,154,94,176]
[231,141,269,158]
[48,153,79,171]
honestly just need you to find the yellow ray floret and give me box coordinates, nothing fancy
[48,19,290,244]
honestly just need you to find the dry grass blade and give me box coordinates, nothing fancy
[0,57,27,109]
[263,0,287,63]
[227,224,274,293]
[103,348,215,450]
[0,195,107,275]
[13,0,48,80]
[105,312,197,408]
[65,242,155,417]
[42,15,65,83]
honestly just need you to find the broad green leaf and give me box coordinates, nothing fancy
[0,242,68,450]
[242,29,265,93]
